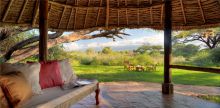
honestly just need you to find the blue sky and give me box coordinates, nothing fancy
[63,29,164,51]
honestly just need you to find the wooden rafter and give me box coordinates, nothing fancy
[95,0,102,26]
[180,0,187,24]
[137,9,140,25]
[118,10,120,26]
[2,0,15,21]
[126,9,128,25]
[17,0,28,23]
[106,0,110,28]
[150,0,153,24]
[160,4,164,25]
[137,0,140,25]
[125,0,127,6]
[75,0,78,6]
[49,1,164,9]
[67,8,74,29]
[125,0,128,25]
[32,0,39,26]
[73,0,78,29]
[218,0,220,5]
[198,0,206,23]
[73,8,78,29]
[84,0,91,28]
[58,7,66,28]
[118,0,120,7]
[117,0,120,26]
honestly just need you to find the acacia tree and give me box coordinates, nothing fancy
[174,28,220,49]
[0,26,129,63]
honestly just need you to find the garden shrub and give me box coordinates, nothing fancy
[191,50,213,67]
[80,57,93,65]
[209,48,220,64]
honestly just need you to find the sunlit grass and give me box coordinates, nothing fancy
[197,95,220,103]
[73,65,220,87]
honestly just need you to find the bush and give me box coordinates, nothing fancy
[129,54,154,65]
[80,57,93,65]
[210,48,220,64]
[172,56,186,64]
[191,50,214,67]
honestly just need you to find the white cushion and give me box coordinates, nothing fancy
[22,80,98,108]
[59,59,77,85]
[0,63,42,94]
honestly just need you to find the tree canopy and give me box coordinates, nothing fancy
[173,27,220,49]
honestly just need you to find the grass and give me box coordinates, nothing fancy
[197,95,220,103]
[73,65,220,87]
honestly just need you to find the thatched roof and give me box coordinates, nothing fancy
[0,0,220,31]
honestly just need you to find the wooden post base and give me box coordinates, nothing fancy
[95,83,100,105]
[162,83,173,94]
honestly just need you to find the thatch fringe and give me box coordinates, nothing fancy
[0,0,220,31]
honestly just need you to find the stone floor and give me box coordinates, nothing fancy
[72,82,220,108]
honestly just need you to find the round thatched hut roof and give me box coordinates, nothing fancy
[0,0,220,31]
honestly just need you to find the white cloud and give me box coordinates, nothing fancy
[63,32,164,51]
[63,43,82,51]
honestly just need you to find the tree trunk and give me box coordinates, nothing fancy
[9,34,96,63]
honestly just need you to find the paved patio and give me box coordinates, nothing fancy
[72,82,220,108]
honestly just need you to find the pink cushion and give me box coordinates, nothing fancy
[39,61,63,89]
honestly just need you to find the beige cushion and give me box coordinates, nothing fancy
[0,86,9,108]
[22,79,98,108]
[59,59,77,85]
[1,63,42,94]
[0,72,33,108]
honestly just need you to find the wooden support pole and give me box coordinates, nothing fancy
[162,0,173,95]
[39,0,48,62]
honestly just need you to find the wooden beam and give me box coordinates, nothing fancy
[84,0,91,28]
[106,0,110,28]
[117,10,120,26]
[2,0,15,21]
[67,8,74,29]
[17,0,28,23]
[162,0,173,95]
[75,0,78,6]
[96,9,101,26]
[49,1,164,9]
[137,0,139,25]
[126,9,128,25]
[125,0,128,25]
[137,9,140,25]
[39,0,48,62]
[117,0,120,26]
[58,7,66,28]
[117,0,120,7]
[198,0,206,23]
[150,0,153,25]
[170,65,220,74]
[95,0,102,26]
[180,0,187,24]
[73,8,78,29]
[32,0,39,26]
[160,4,164,25]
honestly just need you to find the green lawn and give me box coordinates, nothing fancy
[73,65,220,87]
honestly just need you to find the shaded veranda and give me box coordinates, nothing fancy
[1,0,220,107]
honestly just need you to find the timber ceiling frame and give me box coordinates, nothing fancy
[0,0,220,31]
